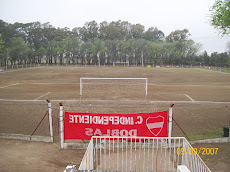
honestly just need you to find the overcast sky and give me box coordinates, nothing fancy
[0,0,229,54]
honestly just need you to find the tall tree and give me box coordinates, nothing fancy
[0,34,4,56]
[210,0,230,35]
[203,51,210,65]
[144,27,164,42]
[131,24,145,39]
[0,34,6,67]
[8,37,30,65]
[166,29,190,42]
[0,19,210,67]
[85,21,99,41]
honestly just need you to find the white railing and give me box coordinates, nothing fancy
[78,136,211,172]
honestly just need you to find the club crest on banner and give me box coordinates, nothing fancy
[146,115,164,136]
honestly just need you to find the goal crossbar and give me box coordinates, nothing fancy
[80,77,148,102]
[80,77,147,80]
[113,62,129,66]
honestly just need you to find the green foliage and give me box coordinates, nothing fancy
[0,34,4,56]
[190,131,221,141]
[166,29,190,42]
[144,27,164,42]
[0,19,229,67]
[199,51,229,66]
[210,0,230,35]
[8,37,30,62]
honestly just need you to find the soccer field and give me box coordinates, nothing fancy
[0,66,230,140]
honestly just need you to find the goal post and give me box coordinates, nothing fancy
[113,62,129,67]
[80,77,148,102]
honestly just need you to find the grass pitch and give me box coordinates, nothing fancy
[0,66,229,141]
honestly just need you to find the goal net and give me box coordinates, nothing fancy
[113,62,129,67]
[80,77,148,102]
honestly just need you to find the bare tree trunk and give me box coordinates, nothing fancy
[97,53,100,67]
[141,52,144,67]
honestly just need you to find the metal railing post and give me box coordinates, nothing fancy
[47,100,53,142]
[60,103,64,148]
[168,104,174,148]
[146,78,148,102]
[80,78,82,103]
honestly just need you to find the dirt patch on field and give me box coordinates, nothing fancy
[0,66,230,139]
[0,139,229,171]
[0,139,85,172]
[192,142,230,172]
[0,66,230,171]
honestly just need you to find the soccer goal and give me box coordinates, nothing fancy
[80,77,148,102]
[113,62,129,67]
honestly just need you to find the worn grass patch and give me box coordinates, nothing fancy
[190,130,223,141]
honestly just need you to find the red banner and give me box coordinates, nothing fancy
[64,111,168,140]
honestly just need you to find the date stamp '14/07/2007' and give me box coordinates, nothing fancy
[177,148,218,156]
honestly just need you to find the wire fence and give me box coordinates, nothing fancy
[0,63,229,73]
[0,101,49,136]
[0,99,229,144]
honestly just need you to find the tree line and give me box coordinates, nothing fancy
[0,19,229,68]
